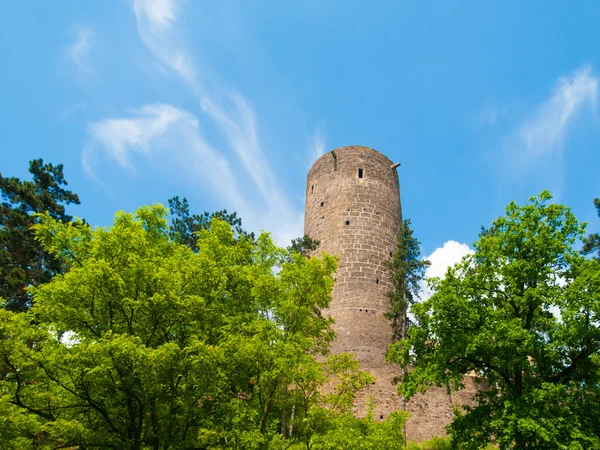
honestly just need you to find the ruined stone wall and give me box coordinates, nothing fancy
[304,146,477,442]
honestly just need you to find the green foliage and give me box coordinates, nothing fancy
[408,436,496,450]
[582,197,600,260]
[385,218,430,341]
[168,195,254,251]
[0,159,80,311]
[0,391,41,450]
[409,436,453,450]
[307,403,408,450]
[287,235,320,256]
[321,354,376,413]
[280,353,378,450]
[0,204,395,449]
[388,191,600,449]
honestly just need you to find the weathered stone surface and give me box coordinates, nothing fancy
[304,146,477,442]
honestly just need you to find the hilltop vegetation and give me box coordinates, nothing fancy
[1,160,599,449]
[0,186,407,448]
[388,192,600,449]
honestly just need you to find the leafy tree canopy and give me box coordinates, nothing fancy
[388,191,600,449]
[0,159,80,312]
[0,204,399,449]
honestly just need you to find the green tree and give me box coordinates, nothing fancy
[278,352,407,450]
[287,235,320,256]
[168,195,254,251]
[169,196,320,261]
[307,400,407,450]
[582,197,600,260]
[388,192,600,449]
[0,159,80,312]
[266,352,379,450]
[385,219,430,342]
[0,204,387,449]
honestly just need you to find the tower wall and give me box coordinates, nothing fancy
[305,146,400,366]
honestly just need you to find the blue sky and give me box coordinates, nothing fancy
[2,1,600,274]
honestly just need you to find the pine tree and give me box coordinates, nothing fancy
[385,219,430,342]
[582,197,600,260]
[0,159,80,311]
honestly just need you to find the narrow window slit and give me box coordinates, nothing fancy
[320,201,324,207]
[311,184,314,193]
[358,168,364,178]
[376,279,379,284]
[345,220,350,226]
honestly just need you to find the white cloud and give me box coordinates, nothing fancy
[420,240,474,300]
[426,240,474,279]
[83,104,245,209]
[518,64,597,160]
[66,26,96,78]
[133,0,177,31]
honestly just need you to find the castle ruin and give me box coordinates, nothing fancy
[304,146,477,441]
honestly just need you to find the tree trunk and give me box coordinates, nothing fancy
[289,405,295,438]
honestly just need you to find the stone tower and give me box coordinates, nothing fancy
[304,146,403,416]
[304,146,476,441]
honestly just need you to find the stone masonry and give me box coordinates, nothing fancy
[304,146,477,442]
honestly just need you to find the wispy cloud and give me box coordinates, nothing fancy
[476,105,509,127]
[57,102,86,121]
[200,95,280,208]
[307,126,326,166]
[83,104,244,207]
[66,26,96,78]
[131,0,286,199]
[489,64,599,198]
[84,103,303,244]
[132,0,201,90]
[135,0,177,30]
[518,65,597,161]
[85,0,304,244]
